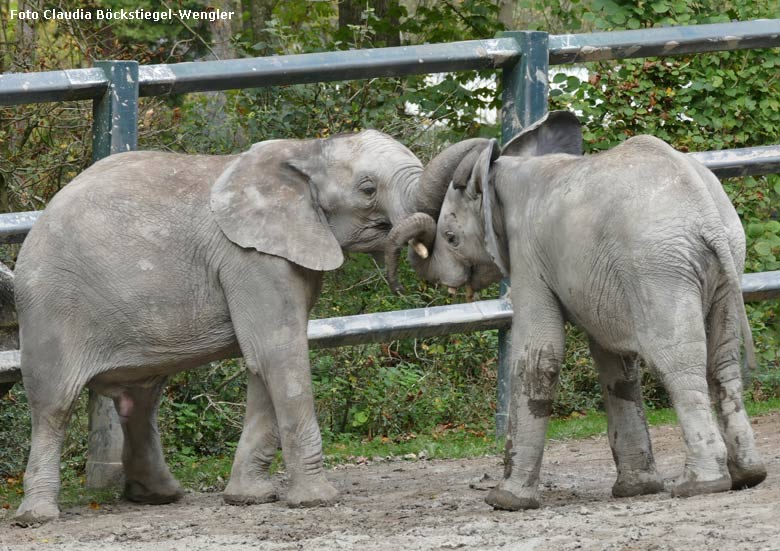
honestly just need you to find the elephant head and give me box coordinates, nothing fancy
[211,130,443,272]
[385,111,582,291]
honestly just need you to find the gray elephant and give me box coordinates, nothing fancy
[12,130,441,524]
[386,111,766,509]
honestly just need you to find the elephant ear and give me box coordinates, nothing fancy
[501,110,583,158]
[475,140,510,277]
[210,141,344,271]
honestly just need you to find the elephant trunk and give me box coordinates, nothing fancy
[384,213,438,294]
[412,138,491,217]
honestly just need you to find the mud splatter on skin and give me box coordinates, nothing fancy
[528,399,553,418]
[611,380,641,403]
[503,438,515,478]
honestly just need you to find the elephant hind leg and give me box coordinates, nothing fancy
[117,380,184,504]
[638,294,731,497]
[706,291,766,490]
[223,371,280,505]
[14,368,83,525]
[589,340,664,498]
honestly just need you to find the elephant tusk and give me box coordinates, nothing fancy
[447,286,458,296]
[411,240,429,259]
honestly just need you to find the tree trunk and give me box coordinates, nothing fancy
[498,0,515,30]
[203,0,246,149]
[209,0,241,60]
[242,0,280,55]
[13,0,38,70]
[339,0,401,47]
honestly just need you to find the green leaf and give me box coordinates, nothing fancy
[754,242,774,256]
[765,221,780,233]
[747,223,766,238]
[352,410,369,427]
[651,0,670,13]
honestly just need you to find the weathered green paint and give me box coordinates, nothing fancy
[495,31,551,437]
[549,19,780,64]
[500,32,550,141]
[0,68,107,106]
[138,38,521,96]
[1,20,778,105]
[92,61,139,162]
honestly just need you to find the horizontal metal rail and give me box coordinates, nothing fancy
[1,20,778,105]
[0,67,107,105]
[690,146,780,178]
[1,269,777,383]
[1,145,778,244]
[549,19,780,64]
[137,39,520,97]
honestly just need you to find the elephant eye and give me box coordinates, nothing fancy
[445,231,459,246]
[358,178,377,196]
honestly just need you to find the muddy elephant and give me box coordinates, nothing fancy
[12,130,446,524]
[386,111,766,509]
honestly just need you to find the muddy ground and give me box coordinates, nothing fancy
[2,412,779,551]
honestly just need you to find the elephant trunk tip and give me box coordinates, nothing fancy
[383,213,438,293]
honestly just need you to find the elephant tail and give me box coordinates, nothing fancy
[702,229,757,374]
[0,261,19,399]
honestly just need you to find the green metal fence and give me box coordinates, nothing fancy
[1,18,780,487]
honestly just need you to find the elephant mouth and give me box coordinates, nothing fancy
[341,220,395,253]
[466,262,503,292]
[373,221,393,233]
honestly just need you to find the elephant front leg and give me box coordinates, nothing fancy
[224,371,281,505]
[259,341,338,507]
[486,288,565,511]
[223,261,337,508]
[589,341,664,498]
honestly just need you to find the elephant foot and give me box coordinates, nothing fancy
[728,459,767,490]
[13,499,60,526]
[286,474,338,508]
[124,478,185,505]
[612,470,665,498]
[485,481,540,511]
[223,479,278,505]
[671,474,731,498]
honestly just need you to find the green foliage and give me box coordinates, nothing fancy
[311,254,500,439]
[0,388,30,477]
[158,360,245,458]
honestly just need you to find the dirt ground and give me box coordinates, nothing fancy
[2,413,780,551]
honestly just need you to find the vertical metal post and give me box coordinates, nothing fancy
[86,60,139,488]
[495,31,549,437]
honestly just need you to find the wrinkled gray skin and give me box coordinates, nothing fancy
[387,111,766,510]
[13,130,433,524]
